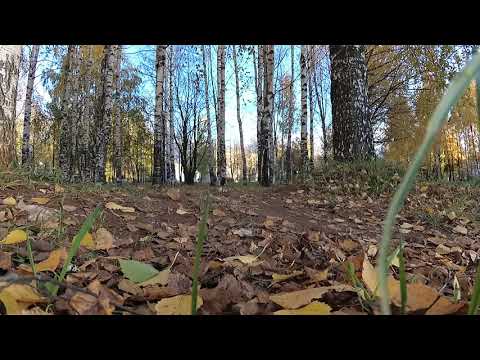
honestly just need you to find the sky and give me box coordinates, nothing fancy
[19,45,332,157]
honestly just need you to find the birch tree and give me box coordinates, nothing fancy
[308,45,315,171]
[255,45,264,182]
[216,45,226,186]
[0,45,22,168]
[94,45,116,183]
[300,45,308,179]
[152,45,167,185]
[113,46,123,184]
[260,45,274,186]
[168,46,176,184]
[21,45,40,166]
[285,45,294,183]
[330,45,372,161]
[202,45,216,185]
[232,45,247,184]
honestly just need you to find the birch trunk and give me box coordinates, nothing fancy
[308,45,315,171]
[216,45,226,186]
[0,45,22,168]
[168,46,176,184]
[300,45,308,180]
[313,65,328,162]
[113,46,123,184]
[94,45,116,183]
[285,45,294,183]
[330,45,372,161]
[256,46,264,183]
[232,45,248,184]
[21,45,40,166]
[260,45,274,186]
[202,45,216,185]
[152,45,167,185]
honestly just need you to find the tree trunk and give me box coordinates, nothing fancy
[0,45,22,168]
[168,46,176,184]
[313,65,328,162]
[260,45,274,187]
[300,45,309,180]
[21,45,40,166]
[286,45,294,183]
[59,45,77,181]
[308,45,315,172]
[256,46,264,183]
[153,45,167,185]
[202,45,217,186]
[216,45,226,186]
[113,46,123,184]
[232,45,248,184]
[94,45,116,183]
[330,45,372,161]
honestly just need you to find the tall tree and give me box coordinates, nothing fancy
[232,45,248,184]
[202,45,216,186]
[312,49,328,162]
[21,45,40,166]
[0,45,22,168]
[260,45,274,186]
[94,45,116,183]
[308,45,315,171]
[152,45,167,185]
[285,45,294,183]
[255,45,264,182]
[216,45,226,186]
[330,45,372,161]
[59,45,77,180]
[168,46,176,184]
[113,46,123,184]
[300,45,308,179]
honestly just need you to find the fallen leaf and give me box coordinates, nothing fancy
[118,279,143,296]
[1,284,47,304]
[0,229,27,244]
[273,301,331,315]
[400,222,414,229]
[21,307,51,315]
[453,225,468,235]
[54,184,64,193]
[155,294,202,315]
[138,268,170,287]
[80,232,95,249]
[105,202,135,213]
[339,239,358,252]
[270,287,333,309]
[271,270,304,283]
[389,282,439,313]
[0,290,23,314]
[31,197,49,205]
[447,211,457,221]
[63,205,77,212]
[232,228,253,238]
[223,255,258,265]
[425,296,465,315]
[95,228,114,250]
[166,189,181,201]
[2,196,16,206]
[334,218,345,223]
[367,245,378,257]
[69,292,98,315]
[213,209,226,217]
[119,259,159,283]
[305,267,329,283]
[21,248,67,273]
[362,256,379,295]
[0,252,12,270]
[436,244,452,255]
[176,208,189,215]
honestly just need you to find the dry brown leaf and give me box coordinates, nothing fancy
[63,205,77,212]
[213,209,226,217]
[453,225,468,235]
[271,270,304,283]
[105,202,135,213]
[0,251,12,270]
[95,228,114,250]
[270,287,333,309]
[20,248,67,273]
[223,255,258,265]
[425,297,466,315]
[166,188,181,201]
[339,239,359,252]
[367,244,378,258]
[305,267,329,283]
[138,268,170,287]
[176,208,189,215]
[118,279,143,296]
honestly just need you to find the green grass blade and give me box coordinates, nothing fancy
[378,51,480,315]
[49,206,102,296]
[26,237,36,277]
[191,191,210,315]
[468,262,480,315]
[398,240,407,315]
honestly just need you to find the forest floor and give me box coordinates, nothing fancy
[1,169,480,315]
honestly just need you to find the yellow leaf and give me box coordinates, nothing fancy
[447,211,457,221]
[138,268,170,287]
[270,287,333,309]
[0,290,23,314]
[274,301,331,315]
[80,232,95,249]
[361,256,379,295]
[155,294,203,315]
[2,196,16,206]
[2,284,47,304]
[31,197,49,205]
[0,229,27,244]
[271,270,303,283]
[54,184,64,193]
[94,228,114,250]
[35,248,67,273]
[105,202,135,213]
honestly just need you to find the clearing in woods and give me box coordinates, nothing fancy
[0,174,479,315]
